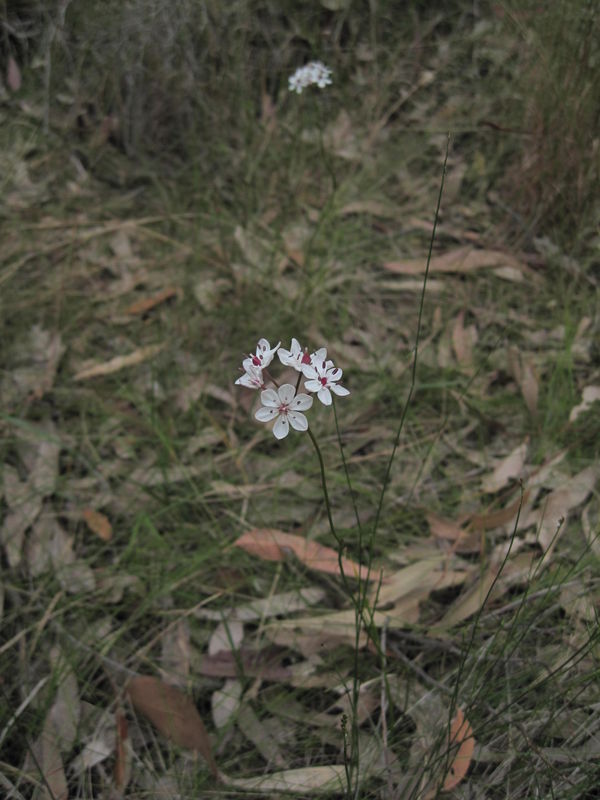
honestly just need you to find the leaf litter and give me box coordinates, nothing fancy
[3,12,599,798]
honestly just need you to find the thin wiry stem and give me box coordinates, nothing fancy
[371,133,451,541]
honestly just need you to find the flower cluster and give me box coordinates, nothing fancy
[288,61,332,94]
[235,337,349,439]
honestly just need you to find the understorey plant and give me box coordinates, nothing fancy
[232,62,449,799]
[235,335,370,794]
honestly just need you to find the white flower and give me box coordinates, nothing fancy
[278,338,313,372]
[255,384,313,439]
[243,338,280,371]
[288,61,332,94]
[235,362,264,390]
[303,351,350,406]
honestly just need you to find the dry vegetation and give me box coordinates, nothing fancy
[1,1,599,798]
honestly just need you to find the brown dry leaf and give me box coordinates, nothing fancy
[70,711,115,775]
[48,646,80,754]
[270,601,421,648]
[264,627,357,657]
[46,517,96,593]
[209,620,244,656]
[82,508,112,542]
[468,490,530,533]
[194,588,326,623]
[520,360,539,416]
[426,513,480,552]
[74,343,165,380]
[126,675,217,777]
[234,528,380,583]
[371,556,470,607]
[559,583,596,624]
[383,246,526,277]
[451,310,477,368]
[124,286,178,315]
[507,348,539,416]
[26,509,56,576]
[237,705,287,768]
[211,678,243,730]
[442,708,475,791]
[2,489,42,567]
[481,440,528,493]
[199,649,294,683]
[6,326,66,401]
[569,386,600,422]
[1,425,60,567]
[537,465,598,553]
[160,619,191,688]
[226,764,346,794]
[113,709,132,795]
[7,55,21,91]
[388,680,449,798]
[435,566,498,629]
[338,200,396,218]
[25,717,68,800]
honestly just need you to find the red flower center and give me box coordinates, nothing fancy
[320,377,328,386]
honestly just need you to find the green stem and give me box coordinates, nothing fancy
[371,133,451,541]
[307,428,342,551]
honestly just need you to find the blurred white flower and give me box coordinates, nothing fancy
[235,362,264,390]
[303,351,350,406]
[243,338,280,371]
[255,384,313,439]
[288,61,332,94]
[278,337,313,372]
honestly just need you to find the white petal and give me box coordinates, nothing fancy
[273,415,289,439]
[304,379,321,393]
[288,411,308,431]
[327,366,342,380]
[302,365,318,380]
[256,407,278,422]
[331,384,350,397]
[290,338,302,355]
[257,338,270,353]
[279,347,303,371]
[278,384,296,404]
[260,388,280,408]
[291,393,313,411]
[318,387,332,406]
[304,381,323,392]
[311,347,327,366]
[236,374,259,389]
